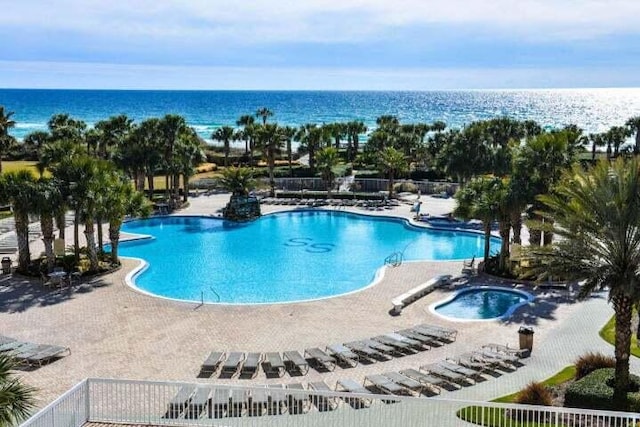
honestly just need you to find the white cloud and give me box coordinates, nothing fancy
[2,0,639,44]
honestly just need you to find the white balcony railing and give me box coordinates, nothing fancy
[20,377,640,427]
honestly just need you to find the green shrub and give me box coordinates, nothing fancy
[565,368,640,411]
[575,352,616,380]
[514,382,553,406]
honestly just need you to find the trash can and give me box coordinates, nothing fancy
[518,326,534,352]
[1,257,12,274]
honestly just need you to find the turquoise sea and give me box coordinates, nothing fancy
[2,88,640,143]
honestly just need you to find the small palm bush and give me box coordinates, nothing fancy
[514,382,553,406]
[575,352,616,380]
[0,354,36,426]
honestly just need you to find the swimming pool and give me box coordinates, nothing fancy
[117,211,500,304]
[431,286,534,321]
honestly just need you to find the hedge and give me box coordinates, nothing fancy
[564,368,640,411]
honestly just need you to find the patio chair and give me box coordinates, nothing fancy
[384,332,424,349]
[186,387,210,419]
[240,352,263,378]
[451,353,493,372]
[413,324,458,342]
[474,349,520,368]
[437,360,484,382]
[381,371,424,396]
[229,389,248,417]
[371,335,412,353]
[344,340,387,361]
[361,338,402,356]
[19,344,71,367]
[209,389,229,419]
[420,363,468,385]
[304,347,336,371]
[164,386,195,418]
[364,374,406,395]
[325,344,359,367]
[220,352,245,377]
[483,343,529,360]
[286,383,311,414]
[199,351,225,377]
[399,369,445,394]
[335,379,373,409]
[264,352,286,377]
[396,329,438,348]
[283,350,309,375]
[267,384,289,415]
[248,387,269,417]
[308,381,338,411]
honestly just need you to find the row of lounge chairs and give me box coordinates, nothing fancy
[0,335,70,367]
[199,324,457,379]
[260,197,399,209]
[166,345,525,420]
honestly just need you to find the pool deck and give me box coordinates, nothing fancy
[0,193,629,412]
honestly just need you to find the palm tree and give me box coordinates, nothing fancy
[35,178,63,271]
[453,176,503,264]
[0,106,16,174]
[588,133,605,161]
[316,147,340,197]
[236,115,255,155]
[23,130,50,164]
[605,126,631,158]
[103,175,152,264]
[159,114,188,200]
[0,171,37,271]
[219,166,257,197]
[532,158,640,406]
[94,114,133,159]
[345,121,367,162]
[280,126,297,177]
[255,107,273,125]
[378,147,407,198]
[213,126,235,167]
[0,354,35,426]
[296,124,328,172]
[626,116,640,155]
[256,124,284,196]
[47,113,86,145]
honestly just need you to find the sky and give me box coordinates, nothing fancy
[1,0,640,90]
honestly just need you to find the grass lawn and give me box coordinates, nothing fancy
[0,160,48,177]
[457,365,577,427]
[600,315,640,358]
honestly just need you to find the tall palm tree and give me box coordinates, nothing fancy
[296,124,328,172]
[175,128,205,202]
[255,107,273,125]
[213,126,235,167]
[626,116,640,155]
[23,130,50,164]
[0,171,37,271]
[532,158,640,406]
[605,126,631,158]
[256,124,284,196]
[0,106,16,174]
[236,115,255,155]
[588,133,605,161]
[35,178,63,271]
[0,354,35,426]
[378,147,407,198]
[280,126,297,177]
[47,113,86,146]
[159,114,188,199]
[316,147,340,197]
[345,121,367,162]
[94,114,133,159]
[103,175,152,264]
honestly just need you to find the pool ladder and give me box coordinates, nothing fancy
[199,287,221,305]
[385,251,403,267]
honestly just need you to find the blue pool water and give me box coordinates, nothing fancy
[433,287,532,320]
[116,212,499,304]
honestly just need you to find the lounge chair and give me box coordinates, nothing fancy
[364,374,406,395]
[420,363,468,385]
[220,352,245,377]
[344,340,386,360]
[360,338,401,356]
[451,353,492,371]
[384,332,424,349]
[483,343,529,358]
[371,335,413,353]
[164,386,194,418]
[474,349,519,367]
[240,352,263,378]
[267,384,289,415]
[264,352,286,377]
[413,324,457,342]
[396,329,438,347]
[19,344,70,366]
[286,383,310,414]
[308,381,338,411]
[209,389,229,418]
[399,369,445,394]
[325,344,359,367]
[335,379,373,408]
[283,350,309,375]
[186,387,210,419]
[229,389,248,417]
[199,351,225,377]
[437,361,484,381]
[249,387,269,417]
[381,371,423,396]
[304,347,336,371]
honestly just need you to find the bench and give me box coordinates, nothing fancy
[391,275,452,315]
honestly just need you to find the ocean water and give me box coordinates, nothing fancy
[2,88,640,143]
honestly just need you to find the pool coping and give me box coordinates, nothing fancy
[118,209,500,306]
[427,285,535,323]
